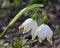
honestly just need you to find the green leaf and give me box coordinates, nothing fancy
[0,45,5,48]
[15,38,27,48]
[6,43,13,48]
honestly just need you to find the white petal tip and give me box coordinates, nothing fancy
[49,41,53,44]
[31,38,34,40]
[39,40,42,43]
[31,35,36,40]
[39,41,42,43]
[48,38,53,44]
[23,29,26,33]
[39,38,43,43]
[19,24,23,29]
[19,27,21,29]
[23,32,26,34]
[50,42,53,44]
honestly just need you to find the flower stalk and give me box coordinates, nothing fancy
[35,8,48,24]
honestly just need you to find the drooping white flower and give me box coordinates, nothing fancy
[19,18,38,39]
[36,24,53,44]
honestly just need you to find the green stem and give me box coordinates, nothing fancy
[36,8,48,24]
[38,8,48,24]
[36,8,47,17]
[0,4,43,40]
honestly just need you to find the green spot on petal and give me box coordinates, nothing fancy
[23,29,26,33]
[39,38,43,43]
[49,38,52,44]
[32,35,35,40]
[19,24,22,29]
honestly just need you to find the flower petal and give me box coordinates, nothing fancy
[39,38,44,43]
[23,22,32,33]
[19,18,32,29]
[36,25,47,40]
[19,24,23,29]
[31,35,35,40]
[22,18,32,25]
[36,24,53,43]
[47,38,53,44]
[23,29,27,34]
[31,21,38,40]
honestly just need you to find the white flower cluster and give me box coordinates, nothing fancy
[19,18,53,44]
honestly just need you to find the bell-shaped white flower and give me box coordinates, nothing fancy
[19,18,38,39]
[36,24,53,44]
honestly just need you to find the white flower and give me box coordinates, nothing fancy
[36,24,53,44]
[19,18,38,39]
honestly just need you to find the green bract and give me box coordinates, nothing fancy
[32,13,38,20]
[43,15,48,24]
